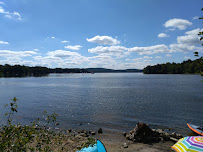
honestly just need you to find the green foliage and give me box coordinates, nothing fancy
[77,137,97,150]
[0,98,96,151]
[0,98,63,152]
[193,8,203,81]
[199,8,203,46]
[0,64,49,77]
[0,64,89,77]
[143,58,203,74]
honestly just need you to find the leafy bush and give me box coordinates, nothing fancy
[0,97,63,151]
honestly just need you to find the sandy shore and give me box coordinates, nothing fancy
[48,130,176,151]
[94,132,175,152]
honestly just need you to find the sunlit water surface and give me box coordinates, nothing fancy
[0,73,203,135]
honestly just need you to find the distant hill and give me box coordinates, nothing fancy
[143,58,203,74]
[85,68,143,73]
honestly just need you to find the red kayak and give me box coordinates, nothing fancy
[187,123,203,136]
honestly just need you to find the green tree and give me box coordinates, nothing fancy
[199,8,203,46]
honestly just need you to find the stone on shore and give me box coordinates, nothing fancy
[122,143,128,148]
[91,131,96,135]
[98,128,103,134]
[125,122,183,144]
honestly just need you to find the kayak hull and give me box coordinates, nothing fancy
[187,123,203,136]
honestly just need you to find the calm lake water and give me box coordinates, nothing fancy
[0,73,203,135]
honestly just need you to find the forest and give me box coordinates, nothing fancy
[0,64,89,77]
[143,58,203,74]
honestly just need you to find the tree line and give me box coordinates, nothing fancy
[0,64,89,77]
[143,58,203,74]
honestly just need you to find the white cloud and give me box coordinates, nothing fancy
[177,28,203,45]
[0,1,5,5]
[192,16,199,20]
[185,28,202,36]
[184,56,190,59]
[168,28,203,53]
[0,6,6,14]
[0,50,37,58]
[128,44,170,55]
[164,18,192,30]
[33,49,39,51]
[88,55,149,69]
[13,11,21,19]
[88,46,127,54]
[0,6,22,20]
[64,45,82,50]
[155,56,162,58]
[143,56,152,59]
[61,40,69,43]
[169,28,175,31]
[0,40,9,44]
[166,54,172,57]
[33,50,90,68]
[169,43,196,52]
[158,33,169,38]
[86,35,120,45]
[51,37,55,39]
[177,35,200,45]
[47,50,81,58]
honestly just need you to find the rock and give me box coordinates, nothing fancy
[152,129,156,132]
[125,122,183,143]
[171,132,177,138]
[125,122,160,143]
[67,129,72,133]
[98,128,103,134]
[122,143,128,148]
[162,135,170,141]
[54,122,59,126]
[80,133,89,137]
[156,129,164,134]
[75,135,82,139]
[123,132,127,136]
[176,134,183,139]
[170,137,179,142]
[160,137,164,142]
[91,131,96,135]
[164,132,170,136]
[80,130,86,133]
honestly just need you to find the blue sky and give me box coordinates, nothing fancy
[0,0,203,69]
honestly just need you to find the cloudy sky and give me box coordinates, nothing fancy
[0,0,203,69]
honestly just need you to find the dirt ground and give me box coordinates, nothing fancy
[94,132,175,152]
[44,130,176,152]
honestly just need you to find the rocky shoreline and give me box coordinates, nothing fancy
[124,122,182,144]
[55,122,184,151]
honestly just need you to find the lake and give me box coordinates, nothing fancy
[0,73,203,135]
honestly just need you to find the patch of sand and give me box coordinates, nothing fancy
[95,132,174,152]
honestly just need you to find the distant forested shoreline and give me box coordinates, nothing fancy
[1,58,202,77]
[143,58,203,74]
[0,64,89,77]
[0,64,142,77]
